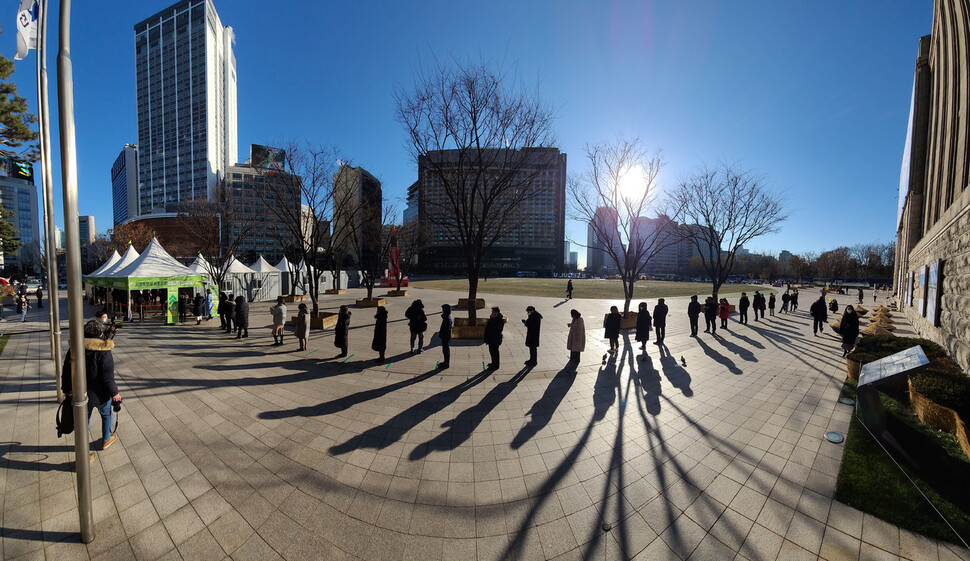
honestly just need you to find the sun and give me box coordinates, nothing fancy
[618,164,647,201]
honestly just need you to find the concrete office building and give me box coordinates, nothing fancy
[587,206,619,276]
[0,158,40,274]
[78,215,95,266]
[413,148,566,276]
[134,0,237,216]
[112,144,138,226]
[333,164,382,267]
[895,0,970,373]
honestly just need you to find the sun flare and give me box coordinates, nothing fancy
[618,164,647,200]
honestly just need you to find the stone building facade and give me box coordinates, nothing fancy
[895,0,970,373]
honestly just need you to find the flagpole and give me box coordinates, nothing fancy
[36,0,63,403]
[56,0,95,543]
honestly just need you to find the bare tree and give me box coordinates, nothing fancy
[396,59,556,322]
[89,221,156,264]
[669,163,788,299]
[570,137,680,314]
[389,222,423,291]
[791,252,816,282]
[177,182,253,291]
[348,202,394,301]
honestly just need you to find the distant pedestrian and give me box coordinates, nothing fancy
[858,287,864,304]
[135,291,145,322]
[36,286,43,309]
[686,295,701,337]
[810,296,828,336]
[405,300,427,354]
[703,297,718,334]
[634,302,651,350]
[791,288,799,311]
[194,293,205,325]
[295,303,310,351]
[603,306,622,355]
[653,298,668,346]
[566,279,573,300]
[873,288,878,303]
[567,309,585,363]
[270,296,287,345]
[372,306,388,362]
[484,306,504,369]
[768,293,776,316]
[829,298,839,314]
[840,306,860,357]
[177,295,188,323]
[522,305,542,366]
[738,292,750,325]
[19,294,29,322]
[718,298,730,329]
[334,305,350,357]
[234,295,249,339]
[438,304,453,369]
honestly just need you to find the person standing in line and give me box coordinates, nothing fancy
[858,287,864,304]
[758,291,769,320]
[768,293,776,316]
[522,305,542,366]
[295,303,310,351]
[177,294,188,323]
[780,291,790,314]
[438,304,453,369]
[703,297,718,334]
[234,295,249,339]
[653,298,669,346]
[36,286,43,309]
[687,295,701,337]
[634,302,652,350]
[61,318,122,463]
[484,306,504,369]
[718,298,730,329]
[405,299,427,354]
[791,288,799,311]
[334,305,350,358]
[810,296,828,336]
[217,293,228,330]
[567,309,585,363]
[270,296,287,345]
[135,291,145,322]
[194,293,205,325]
[372,306,388,362]
[225,294,236,334]
[840,305,860,357]
[738,292,750,325]
[603,306,622,356]
[566,279,573,300]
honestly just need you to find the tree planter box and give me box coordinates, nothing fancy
[909,377,970,460]
[452,315,506,339]
[324,289,346,295]
[293,311,337,330]
[603,312,638,330]
[283,294,306,303]
[386,290,408,297]
[457,298,486,310]
[355,298,386,307]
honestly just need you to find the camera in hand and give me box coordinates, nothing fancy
[112,398,122,412]
[105,316,122,338]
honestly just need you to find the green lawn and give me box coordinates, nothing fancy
[836,379,970,545]
[410,278,775,300]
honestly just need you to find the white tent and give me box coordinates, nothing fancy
[89,250,121,277]
[187,255,212,283]
[248,255,283,300]
[223,256,267,302]
[97,245,140,277]
[112,238,198,278]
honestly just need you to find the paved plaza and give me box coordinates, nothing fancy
[1,287,968,560]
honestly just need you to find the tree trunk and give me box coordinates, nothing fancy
[622,276,634,315]
[467,274,479,323]
[711,281,722,301]
[366,280,374,300]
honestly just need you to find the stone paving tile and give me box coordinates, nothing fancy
[3,292,970,560]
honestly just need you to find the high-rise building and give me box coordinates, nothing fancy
[587,206,618,275]
[134,0,237,216]
[78,215,95,265]
[112,144,138,226]
[333,164,383,267]
[0,158,40,274]
[415,148,566,275]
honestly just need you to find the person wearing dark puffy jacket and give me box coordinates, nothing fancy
[61,318,121,462]
[234,295,249,338]
[405,299,427,354]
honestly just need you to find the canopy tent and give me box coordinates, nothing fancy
[89,250,121,277]
[86,239,214,324]
[247,255,283,300]
[97,245,140,277]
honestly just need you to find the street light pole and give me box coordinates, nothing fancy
[56,0,95,543]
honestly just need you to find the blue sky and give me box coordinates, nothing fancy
[7,1,932,268]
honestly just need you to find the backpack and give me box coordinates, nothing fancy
[56,395,74,437]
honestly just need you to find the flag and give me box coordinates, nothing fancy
[14,0,40,61]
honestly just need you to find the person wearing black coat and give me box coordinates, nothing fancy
[809,297,828,336]
[372,306,388,363]
[753,291,766,320]
[135,291,145,322]
[439,304,453,369]
[217,293,228,330]
[840,306,860,357]
[522,306,542,366]
[225,295,236,334]
[405,300,428,354]
[483,306,504,369]
[36,286,43,309]
[61,319,121,461]
[177,294,188,323]
[687,295,702,337]
[703,297,718,334]
[334,305,351,357]
[768,293,776,316]
[738,293,750,325]
[653,298,669,346]
[234,295,249,338]
[634,302,652,350]
[603,306,622,355]
[193,293,205,325]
